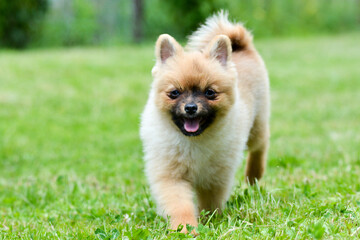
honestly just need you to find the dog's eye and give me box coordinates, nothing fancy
[205,89,216,99]
[169,90,181,99]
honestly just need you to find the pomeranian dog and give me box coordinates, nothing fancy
[140,11,270,232]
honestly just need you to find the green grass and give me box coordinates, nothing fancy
[1,33,360,239]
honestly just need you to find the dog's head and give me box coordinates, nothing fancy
[152,34,237,136]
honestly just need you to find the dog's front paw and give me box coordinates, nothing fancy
[171,215,198,234]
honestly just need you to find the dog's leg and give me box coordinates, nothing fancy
[152,178,197,232]
[195,170,235,213]
[196,186,227,213]
[245,118,270,185]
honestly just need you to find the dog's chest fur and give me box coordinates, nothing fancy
[174,136,241,187]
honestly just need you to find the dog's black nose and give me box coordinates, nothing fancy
[184,103,198,115]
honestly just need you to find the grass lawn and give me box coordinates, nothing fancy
[1,33,360,239]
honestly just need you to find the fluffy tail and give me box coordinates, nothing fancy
[187,10,253,52]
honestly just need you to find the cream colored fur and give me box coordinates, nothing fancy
[140,11,270,232]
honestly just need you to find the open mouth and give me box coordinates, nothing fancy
[171,112,216,137]
[183,118,201,133]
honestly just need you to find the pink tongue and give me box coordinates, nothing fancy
[184,119,200,132]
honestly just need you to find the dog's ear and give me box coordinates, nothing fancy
[206,35,232,66]
[155,34,182,63]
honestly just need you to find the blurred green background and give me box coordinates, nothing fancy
[1,0,360,238]
[0,0,359,48]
